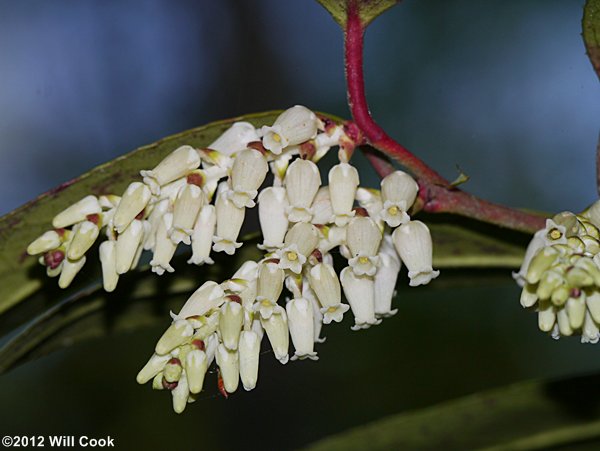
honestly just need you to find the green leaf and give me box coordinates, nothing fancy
[0,111,285,320]
[584,0,600,80]
[316,0,401,28]
[303,373,600,450]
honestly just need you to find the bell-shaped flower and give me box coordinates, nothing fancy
[262,105,318,155]
[115,219,144,274]
[277,222,319,274]
[219,301,244,351]
[185,349,208,394]
[170,183,205,245]
[27,230,63,255]
[392,220,440,286]
[286,298,318,361]
[257,187,289,249]
[379,171,418,227]
[66,220,100,261]
[356,188,383,223]
[328,163,359,226]
[208,122,259,156]
[374,237,401,318]
[216,344,240,394]
[239,330,260,391]
[308,263,349,324]
[261,305,289,364]
[99,240,119,292]
[141,145,201,194]
[188,205,216,265]
[302,283,326,343]
[284,158,321,222]
[155,319,194,355]
[340,267,381,330]
[311,187,334,225]
[52,195,102,229]
[58,256,86,289]
[112,182,151,234]
[346,217,382,276]
[254,262,284,318]
[143,198,170,251]
[150,213,177,275]
[213,183,245,255]
[176,281,225,319]
[227,149,268,208]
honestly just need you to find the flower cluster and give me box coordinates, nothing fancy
[27,105,440,413]
[515,204,600,343]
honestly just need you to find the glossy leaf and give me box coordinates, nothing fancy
[304,373,600,450]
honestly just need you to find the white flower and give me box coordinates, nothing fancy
[308,263,349,324]
[284,158,321,222]
[340,267,381,330]
[582,312,600,344]
[277,222,319,274]
[392,220,440,286]
[112,182,151,234]
[208,122,259,156]
[155,319,194,355]
[239,330,261,391]
[176,281,225,319]
[66,220,100,261]
[141,145,201,194]
[115,219,144,274]
[355,188,383,223]
[185,349,208,394]
[254,262,284,318]
[346,217,382,276]
[286,298,318,361]
[257,187,289,249]
[302,281,326,343]
[379,171,418,227]
[319,225,347,253]
[262,105,318,155]
[219,301,244,351]
[171,372,190,414]
[213,183,245,255]
[99,240,119,292]
[150,213,177,275]
[216,344,240,394]
[143,198,170,251]
[227,149,268,208]
[188,205,217,265]
[170,183,205,245]
[58,256,86,289]
[261,305,289,364]
[328,163,359,226]
[277,243,307,274]
[513,229,546,287]
[52,195,102,229]
[374,237,401,318]
[27,230,63,255]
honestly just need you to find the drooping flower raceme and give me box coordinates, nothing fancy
[26,105,439,413]
[515,208,600,343]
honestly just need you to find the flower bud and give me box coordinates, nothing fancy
[328,163,359,226]
[99,240,119,292]
[392,220,440,286]
[262,105,318,155]
[112,182,151,234]
[257,187,289,249]
[213,183,245,255]
[177,281,225,319]
[209,122,259,156]
[261,305,289,364]
[52,195,102,229]
[136,353,171,384]
[58,256,86,288]
[115,219,144,274]
[219,301,244,351]
[239,330,260,391]
[171,373,189,414]
[216,344,240,394]
[150,213,177,275]
[185,349,208,394]
[374,242,401,318]
[525,246,559,284]
[155,319,194,355]
[27,230,63,255]
[142,198,170,251]
[66,220,99,261]
[141,145,201,194]
[537,299,556,332]
[284,158,321,222]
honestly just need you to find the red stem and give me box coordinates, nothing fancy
[344,2,546,234]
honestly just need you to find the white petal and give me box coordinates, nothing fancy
[58,256,86,289]
[346,216,382,258]
[150,213,177,275]
[141,145,200,193]
[340,267,379,330]
[113,182,151,233]
[115,219,144,274]
[66,220,100,260]
[99,241,119,292]
[170,183,205,245]
[328,163,359,225]
[219,301,244,351]
[239,331,261,391]
[284,158,321,212]
[216,344,240,394]
[177,281,225,319]
[209,122,259,156]
[52,195,102,229]
[188,205,216,265]
[261,305,289,364]
[287,298,317,360]
[258,187,289,249]
[392,220,439,286]
[27,230,62,255]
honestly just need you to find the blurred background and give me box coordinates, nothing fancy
[1,0,600,449]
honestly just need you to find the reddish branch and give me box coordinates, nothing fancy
[344,1,546,234]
